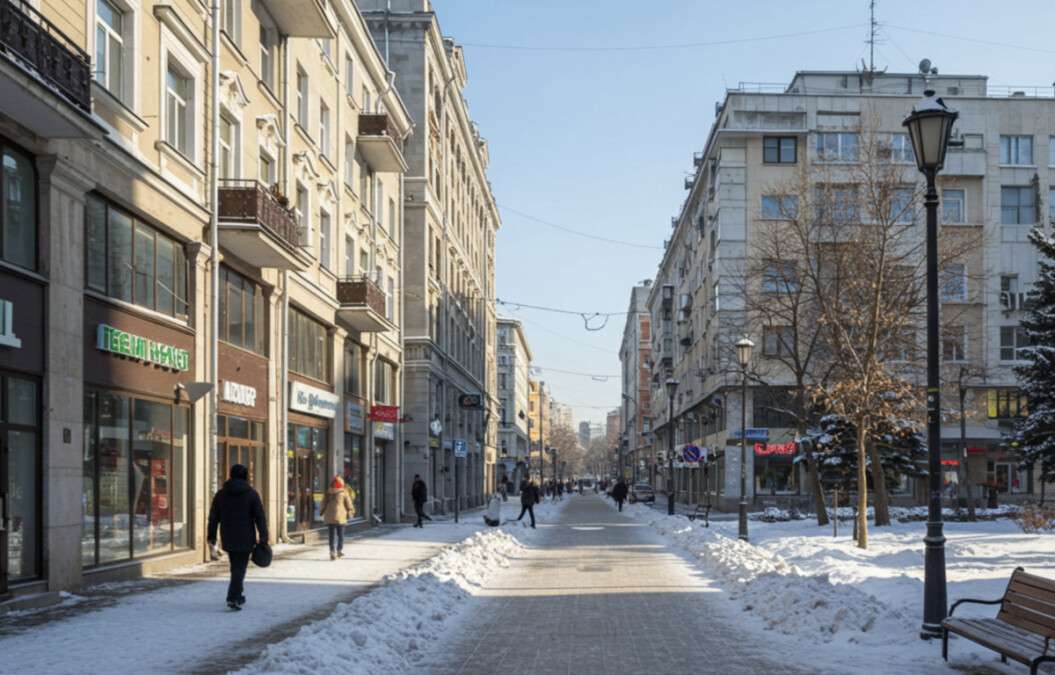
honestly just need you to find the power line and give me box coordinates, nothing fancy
[496,298,628,331]
[885,24,1055,56]
[504,314,618,355]
[531,365,621,381]
[499,204,663,250]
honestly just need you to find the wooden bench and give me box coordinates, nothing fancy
[686,503,711,527]
[943,567,1055,674]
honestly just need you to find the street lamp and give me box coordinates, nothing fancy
[665,377,679,515]
[903,89,958,641]
[735,336,754,540]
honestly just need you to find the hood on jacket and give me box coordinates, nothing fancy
[327,486,346,494]
[222,478,253,495]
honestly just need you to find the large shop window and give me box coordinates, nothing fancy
[342,433,364,520]
[85,195,189,319]
[1,143,36,270]
[219,266,266,355]
[3,375,40,582]
[289,308,330,383]
[219,415,265,491]
[287,424,329,532]
[82,390,189,567]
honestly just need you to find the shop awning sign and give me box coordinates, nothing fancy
[730,427,769,442]
[373,421,395,440]
[97,323,189,371]
[345,402,365,434]
[370,405,400,423]
[289,381,338,418]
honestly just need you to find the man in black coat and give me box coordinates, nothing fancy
[411,474,431,528]
[612,478,629,512]
[208,464,268,610]
[516,480,540,528]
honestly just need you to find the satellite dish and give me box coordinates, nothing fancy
[918,59,932,75]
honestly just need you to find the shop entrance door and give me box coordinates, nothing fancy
[0,433,8,598]
[373,444,385,521]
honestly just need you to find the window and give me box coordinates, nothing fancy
[816,186,859,224]
[319,209,331,270]
[259,25,274,90]
[1,143,36,269]
[940,263,967,302]
[296,68,309,128]
[815,132,858,162]
[358,151,372,208]
[889,188,914,224]
[3,376,39,580]
[359,249,369,274]
[762,326,794,357]
[344,53,354,95]
[344,137,355,188]
[889,133,914,163]
[1000,326,1032,361]
[712,281,721,312]
[763,136,796,164]
[760,195,798,219]
[987,389,1028,419]
[362,86,370,113]
[388,198,396,233]
[164,65,192,156]
[219,265,265,354]
[342,341,363,398]
[259,150,274,186]
[386,276,394,320]
[295,183,309,242]
[942,188,965,224]
[95,0,124,99]
[374,359,394,404]
[319,100,330,157]
[761,260,798,293]
[222,0,240,44]
[85,194,189,318]
[289,308,330,382]
[1001,186,1035,225]
[752,386,798,428]
[1050,187,1055,222]
[1000,135,1033,165]
[219,115,238,178]
[320,37,332,61]
[941,325,966,362]
[376,180,384,226]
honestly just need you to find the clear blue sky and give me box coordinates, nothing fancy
[429,0,1055,427]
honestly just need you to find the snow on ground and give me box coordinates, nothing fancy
[615,499,1055,674]
[236,498,567,674]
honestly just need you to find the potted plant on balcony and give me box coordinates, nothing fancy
[268,182,290,208]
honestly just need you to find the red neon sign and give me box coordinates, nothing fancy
[754,442,796,456]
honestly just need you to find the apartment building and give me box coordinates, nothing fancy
[496,319,531,489]
[528,378,550,480]
[0,0,410,602]
[360,0,501,514]
[618,281,653,482]
[646,70,1053,512]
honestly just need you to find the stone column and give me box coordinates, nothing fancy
[186,241,213,557]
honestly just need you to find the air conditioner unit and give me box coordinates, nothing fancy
[1000,291,1027,311]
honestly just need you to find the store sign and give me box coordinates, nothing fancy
[429,436,440,448]
[222,380,257,407]
[97,323,189,371]
[373,421,395,440]
[0,297,21,348]
[730,427,769,442]
[371,405,400,423]
[754,441,796,456]
[289,381,338,418]
[345,402,365,434]
[453,439,468,458]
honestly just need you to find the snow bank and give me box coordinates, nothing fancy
[751,504,1021,523]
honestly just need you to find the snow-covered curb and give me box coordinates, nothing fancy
[751,504,1021,523]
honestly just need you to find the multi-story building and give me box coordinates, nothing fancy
[550,401,574,433]
[619,282,653,481]
[360,0,500,515]
[496,319,532,488]
[578,421,591,450]
[0,0,410,602]
[646,69,1053,511]
[528,378,550,479]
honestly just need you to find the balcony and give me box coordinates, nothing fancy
[357,113,407,173]
[337,275,393,333]
[218,180,309,271]
[0,0,96,137]
[259,0,331,37]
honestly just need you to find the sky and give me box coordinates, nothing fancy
[428,0,1055,427]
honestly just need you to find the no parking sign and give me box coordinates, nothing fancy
[682,445,701,463]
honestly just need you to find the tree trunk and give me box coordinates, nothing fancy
[856,425,869,549]
[808,454,830,526]
[867,439,891,526]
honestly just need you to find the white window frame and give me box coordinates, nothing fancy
[386,275,395,320]
[95,0,126,99]
[222,0,240,45]
[940,263,967,303]
[760,195,797,220]
[319,207,332,270]
[344,136,355,189]
[942,325,967,363]
[296,66,309,129]
[259,23,275,91]
[319,100,330,158]
[890,188,915,224]
[999,325,1031,362]
[344,234,356,277]
[259,147,275,186]
[218,113,240,179]
[165,63,192,156]
[942,188,966,224]
[344,52,354,96]
[815,132,859,162]
[889,133,914,163]
[295,182,311,246]
[158,12,207,167]
[1000,135,1034,166]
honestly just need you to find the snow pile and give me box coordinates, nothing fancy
[237,529,524,674]
[620,504,908,642]
[749,504,1021,523]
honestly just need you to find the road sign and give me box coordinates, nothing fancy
[458,394,483,409]
[682,445,701,463]
[453,439,467,458]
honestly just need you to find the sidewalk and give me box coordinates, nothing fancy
[0,520,487,674]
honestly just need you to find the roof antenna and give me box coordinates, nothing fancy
[868,0,877,72]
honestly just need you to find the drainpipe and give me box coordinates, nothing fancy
[209,0,220,504]
[281,270,289,540]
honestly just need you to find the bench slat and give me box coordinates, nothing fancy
[945,619,1046,662]
[1005,590,1055,624]
[1009,579,1055,607]
[956,618,1048,652]
[1016,571,1055,595]
[999,604,1055,639]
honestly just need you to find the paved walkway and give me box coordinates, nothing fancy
[419,494,807,675]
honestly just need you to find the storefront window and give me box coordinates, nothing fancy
[1,144,36,270]
[290,308,330,382]
[4,375,39,581]
[343,433,364,519]
[754,444,798,495]
[85,194,189,319]
[218,414,266,495]
[83,390,189,567]
[287,423,330,531]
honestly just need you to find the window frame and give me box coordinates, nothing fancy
[762,136,797,164]
[815,132,859,163]
[762,325,794,358]
[1000,135,1034,166]
[289,307,331,383]
[942,188,966,224]
[95,0,126,101]
[999,325,1031,362]
[221,0,240,45]
[163,62,194,158]
[296,66,309,130]
[1000,186,1035,225]
[760,194,798,220]
[319,99,330,158]
[940,262,968,303]
[941,325,967,362]
[0,139,38,271]
[218,264,266,355]
[319,207,332,270]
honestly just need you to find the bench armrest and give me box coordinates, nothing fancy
[948,597,1003,617]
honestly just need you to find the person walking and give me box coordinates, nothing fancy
[411,474,431,528]
[207,464,268,611]
[612,478,629,512]
[516,480,540,528]
[320,476,354,560]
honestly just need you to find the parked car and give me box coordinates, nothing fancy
[630,483,655,503]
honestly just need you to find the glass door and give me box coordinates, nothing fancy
[1,432,8,598]
[297,453,313,531]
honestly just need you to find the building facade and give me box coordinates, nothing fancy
[360,0,500,515]
[645,70,1053,511]
[496,319,531,488]
[527,378,549,480]
[0,0,411,602]
[618,282,653,481]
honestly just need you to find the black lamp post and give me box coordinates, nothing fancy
[735,336,754,540]
[903,89,958,641]
[665,377,679,515]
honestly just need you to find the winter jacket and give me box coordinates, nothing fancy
[520,483,540,506]
[208,479,268,553]
[320,487,354,525]
[611,481,629,502]
[411,479,428,504]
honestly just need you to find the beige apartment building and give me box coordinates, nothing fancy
[496,318,531,489]
[0,0,411,604]
[640,70,1053,512]
[618,281,653,483]
[360,0,501,514]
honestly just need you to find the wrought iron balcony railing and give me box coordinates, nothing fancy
[217,179,301,251]
[0,0,91,111]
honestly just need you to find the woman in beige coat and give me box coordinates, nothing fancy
[321,476,354,560]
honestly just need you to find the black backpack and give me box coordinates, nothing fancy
[251,542,272,568]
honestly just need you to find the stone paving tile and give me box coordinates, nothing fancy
[417,495,813,675]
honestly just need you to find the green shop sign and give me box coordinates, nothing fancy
[97,324,190,371]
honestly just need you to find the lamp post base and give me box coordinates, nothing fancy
[738,499,749,541]
[921,519,948,640]
[668,493,675,516]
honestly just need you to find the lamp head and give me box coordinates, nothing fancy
[665,378,679,398]
[902,90,958,173]
[735,336,755,369]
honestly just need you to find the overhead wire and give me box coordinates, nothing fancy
[530,365,621,381]
[499,204,664,250]
[885,24,1055,56]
